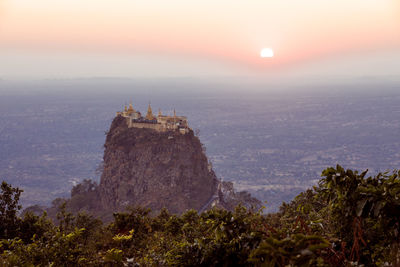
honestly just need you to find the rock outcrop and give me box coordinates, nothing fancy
[98,116,218,214]
[43,115,261,221]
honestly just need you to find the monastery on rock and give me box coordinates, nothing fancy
[116,102,190,134]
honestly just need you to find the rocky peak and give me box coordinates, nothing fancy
[44,114,261,221]
[98,115,218,213]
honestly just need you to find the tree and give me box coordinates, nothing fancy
[0,181,23,239]
[318,165,400,264]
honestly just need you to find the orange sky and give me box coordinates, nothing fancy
[0,0,399,78]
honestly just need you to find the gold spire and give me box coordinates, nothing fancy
[145,102,155,120]
[127,100,135,114]
[124,105,128,112]
[158,108,162,117]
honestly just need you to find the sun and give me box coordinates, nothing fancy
[260,48,274,58]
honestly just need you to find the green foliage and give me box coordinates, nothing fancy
[318,165,400,264]
[165,206,265,266]
[249,234,329,266]
[57,201,75,233]
[18,211,54,243]
[103,248,124,265]
[1,166,400,266]
[2,227,110,266]
[0,181,23,239]
[71,179,97,197]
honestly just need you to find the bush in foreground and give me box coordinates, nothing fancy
[1,165,400,266]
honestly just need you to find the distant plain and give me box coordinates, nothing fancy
[1,78,399,212]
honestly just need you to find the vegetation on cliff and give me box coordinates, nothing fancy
[1,165,400,266]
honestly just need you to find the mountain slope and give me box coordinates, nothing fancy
[98,115,218,213]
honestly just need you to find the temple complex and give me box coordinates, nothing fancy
[116,102,190,134]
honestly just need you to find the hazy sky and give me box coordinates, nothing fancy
[0,0,399,79]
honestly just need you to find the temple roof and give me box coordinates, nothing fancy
[145,103,155,120]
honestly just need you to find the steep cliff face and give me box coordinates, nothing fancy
[43,115,261,220]
[98,116,218,214]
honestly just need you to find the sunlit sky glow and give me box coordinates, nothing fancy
[0,0,399,79]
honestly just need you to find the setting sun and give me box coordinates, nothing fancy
[260,48,274,58]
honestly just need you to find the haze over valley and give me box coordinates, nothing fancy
[1,78,399,211]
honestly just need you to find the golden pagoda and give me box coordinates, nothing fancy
[145,103,156,120]
[127,101,135,115]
